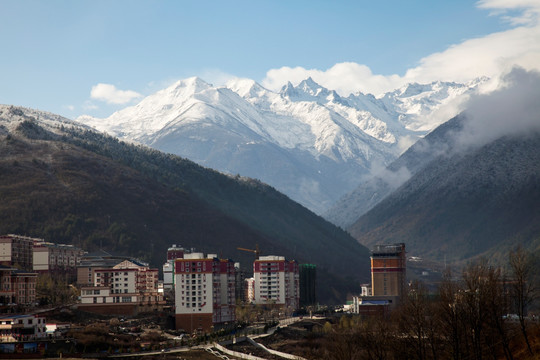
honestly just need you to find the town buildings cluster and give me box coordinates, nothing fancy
[0,232,411,357]
[0,235,314,336]
[0,234,84,306]
[163,245,306,333]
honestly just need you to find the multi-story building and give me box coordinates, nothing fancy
[78,260,163,315]
[0,265,37,305]
[351,243,406,316]
[0,235,36,271]
[33,242,83,281]
[167,244,185,261]
[0,314,46,342]
[234,262,246,303]
[370,243,406,298]
[76,250,144,286]
[299,263,316,307]
[253,255,299,311]
[162,245,188,292]
[174,253,236,333]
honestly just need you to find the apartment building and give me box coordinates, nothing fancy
[78,260,163,315]
[253,255,299,311]
[174,253,236,333]
[76,250,144,286]
[0,266,37,305]
[162,245,187,292]
[33,242,83,281]
[0,235,36,271]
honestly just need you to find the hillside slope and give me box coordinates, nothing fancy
[349,133,540,264]
[79,77,482,214]
[0,105,369,304]
[349,68,540,265]
[325,115,466,228]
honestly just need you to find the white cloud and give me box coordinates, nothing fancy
[477,0,540,25]
[262,2,540,96]
[455,67,540,149]
[90,83,142,104]
[263,63,402,96]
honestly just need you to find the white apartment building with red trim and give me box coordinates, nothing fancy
[174,253,235,333]
[253,255,299,311]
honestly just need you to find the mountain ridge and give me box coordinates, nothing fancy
[349,131,540,264]
[0,104,369,304]
[78,77,484,214]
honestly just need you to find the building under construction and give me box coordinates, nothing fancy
[299,263,316,307]
[370,243,406,298]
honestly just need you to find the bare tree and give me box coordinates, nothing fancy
[397,280,441,360]
[509,245,536,356]
[438,270,466,360]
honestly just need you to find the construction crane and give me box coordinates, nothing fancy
[237,244,261,259]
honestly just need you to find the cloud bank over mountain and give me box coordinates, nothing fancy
[456,67,540,149]
[262,1,540,97]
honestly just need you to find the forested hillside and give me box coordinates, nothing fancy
[0,105,370,304]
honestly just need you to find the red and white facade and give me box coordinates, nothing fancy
[0,266,37,305]
[174,253,235,333]
[253,255,299,311]
[162,245,186,292]
[79,260,163,315]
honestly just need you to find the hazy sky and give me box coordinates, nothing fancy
[1,0,539,118]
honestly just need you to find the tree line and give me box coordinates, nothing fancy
[320,246,539,360]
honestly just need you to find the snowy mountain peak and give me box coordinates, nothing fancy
[225,78,266,99]
[298,77,324,95]
[280,77,335,103]
[77,75,486,215]
[279,81,296,97]
[167,76,212,96]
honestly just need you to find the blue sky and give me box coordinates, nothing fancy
[1,0,539,118]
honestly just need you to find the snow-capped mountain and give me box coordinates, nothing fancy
[78,77,483,214]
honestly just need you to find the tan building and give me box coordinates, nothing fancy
[370,243,406,298]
